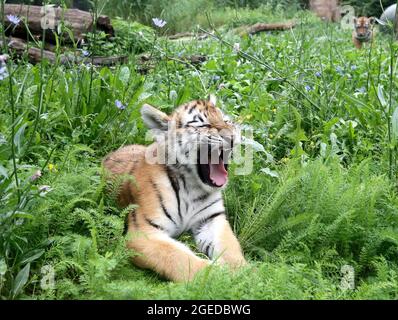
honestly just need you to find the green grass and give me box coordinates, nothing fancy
[1,5,398,299]
[9,158,398,300]
[104,1,300,34]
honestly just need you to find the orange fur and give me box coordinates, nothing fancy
[352,17,375,49]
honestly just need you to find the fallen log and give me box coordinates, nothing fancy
[91,55,128,66]
[178,54,207,66]
[1,37,126,66]
[169,32,195,40]
[1,37,60,64]
[3,4,114,44]
[168,32,209,41]
[234,21,296,36]
[136,53,207,74]
[247,21,296,34]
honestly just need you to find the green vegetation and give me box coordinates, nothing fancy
[1,2,398,300]
[343,0,396,17]
[102,1,301,34]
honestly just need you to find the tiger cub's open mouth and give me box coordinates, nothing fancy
[197,148,229,188]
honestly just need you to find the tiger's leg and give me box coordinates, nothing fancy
[192,213,246,269]
[126,213,210,282]
[352,34,363,49]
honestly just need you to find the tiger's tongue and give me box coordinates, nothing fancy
[209,160,228,187]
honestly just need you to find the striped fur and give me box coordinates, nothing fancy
[352,17,375,49]
[103,96,246,282]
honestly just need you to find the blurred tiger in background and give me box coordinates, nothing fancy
[352,16,376,49]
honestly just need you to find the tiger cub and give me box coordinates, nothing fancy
[103,96,246,282]
[352,17,376,49]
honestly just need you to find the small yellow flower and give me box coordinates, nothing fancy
[246,114,253,120]
[48,163,57,172]
[269,134,274,139]
[272,108,277,113]
[281,157,289,163]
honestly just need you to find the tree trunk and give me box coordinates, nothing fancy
[309,0,341,22]
[247,21,296,34]
[3,4,114,44]
[233,21,296,36]
[1,37,127,66]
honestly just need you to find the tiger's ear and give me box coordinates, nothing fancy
[141,104,170,130]
[208,94,217,106]
[369,17,376,25]
[353,17,357,24]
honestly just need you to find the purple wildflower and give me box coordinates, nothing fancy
[82,50,90,57]
[351,65,357,71]
[152,18,167,28]
[169,90,177,100]
[7,15,21,26]
[315,71,322,78]
[39,185,52,197]
[0,54,8,63]
[115,100,126,110]
[0,65,9,81]
[233,43,240,53]
[336,66,344,75]
[305,85,313,91]
[212,75,221,82]
[31,170,42,182]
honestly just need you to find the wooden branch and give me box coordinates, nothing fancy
[3,4,114,44]
[180,54,207,65]
[234,21,296,36]
[91,55,128,66]
[135,53,207,74]
[169,32,195,40]
[247,21,296,35]
[168,32,209,41]
[1,37,59,64]
[1,37,126,66]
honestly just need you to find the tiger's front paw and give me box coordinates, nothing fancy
[182,258,212,282]
[214,254,247,270]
